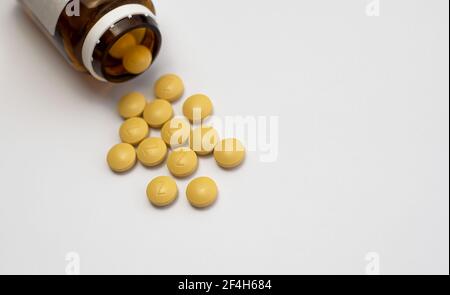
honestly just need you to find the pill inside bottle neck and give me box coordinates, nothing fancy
[92,20,161,82]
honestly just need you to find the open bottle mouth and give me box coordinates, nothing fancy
[82,4,162,83]
[95,16,162,83]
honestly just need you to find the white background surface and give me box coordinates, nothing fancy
[0,0,448,275]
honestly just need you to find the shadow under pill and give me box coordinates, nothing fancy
[216,157,247,172]
[149,196,179,210]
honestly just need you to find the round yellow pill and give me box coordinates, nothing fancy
[161,118,191,147]
[109,33,137,59]
[118,92,147,119]
[167,148,198,178]
[107,143,136,173]
[143,99,174,128]
[183,94,213,122]
[131,28,147,44]
[119,117,149,145]
[190,126,219,156]
[123,45,153,75]
[154,74,185,102]
[186,177,218,208]
[214,138,246,169]
[137,137,167,167]
[146,176,178,207]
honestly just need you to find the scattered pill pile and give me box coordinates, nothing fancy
[107,74,246,209]
[109,29,153,75]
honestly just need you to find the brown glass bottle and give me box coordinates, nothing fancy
[20,0,162,83]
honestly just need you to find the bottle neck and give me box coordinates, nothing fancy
[82,4,161,83]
